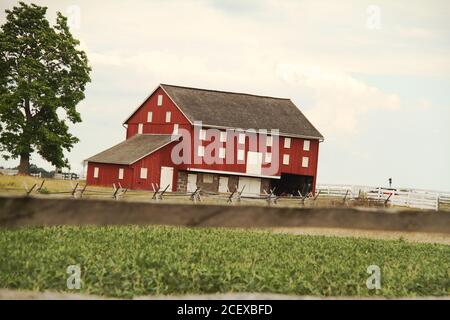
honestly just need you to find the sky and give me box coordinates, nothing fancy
[1,0,449,191]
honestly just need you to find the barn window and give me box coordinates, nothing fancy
[238,133,245,145]
[283,154,290,165]
[93,167,99,178]
[118,168,124,180]
[303,140,310,151]
[197,145,205,157]
[237,149,245,161]
[203,174,214,183]
[284,137,291,148]
[138,123,143,134]
[199,129,206,141]
[302,156,309,168]
[157,94,163,106]
[220,131,227,143]
[140,168,148,179]
[265,152,272,163]
[147,112,153,123]
[266,136,273,147]
[165,111,171,123]
[173,124,179,135]
[219,147,225,159]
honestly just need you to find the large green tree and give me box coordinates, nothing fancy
[0,2,91,174]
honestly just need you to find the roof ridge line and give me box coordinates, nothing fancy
[160,83,291,100]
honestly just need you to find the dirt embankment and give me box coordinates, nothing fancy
[1,196,449,234]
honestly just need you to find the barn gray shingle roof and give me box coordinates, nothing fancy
[86,134,177,165]
[160,84,323,139]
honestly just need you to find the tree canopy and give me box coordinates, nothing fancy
[0,2,91,174]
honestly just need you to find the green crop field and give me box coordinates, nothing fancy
[0,226,448,298]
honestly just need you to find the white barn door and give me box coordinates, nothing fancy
[219,176,229,193]
[238,177,261,196]
[246,151,262,175]
[160,166,174,192]
[187,173,197,192]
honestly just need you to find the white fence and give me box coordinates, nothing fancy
[317,184,450,211]
[0,169,18,176]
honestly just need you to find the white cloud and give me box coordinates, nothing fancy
[276,63,400,137]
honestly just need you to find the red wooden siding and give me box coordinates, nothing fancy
[126,87,191,139]
[86,162,133,188]
[130,142,179,190]
[177,128,319,179]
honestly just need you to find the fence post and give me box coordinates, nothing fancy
[79,184,87,198]
[151,185,161,201]
[235,185,245,204]
[384,192,392,207]
[71,182,79,198]
[112,184,120,200]
[159,184,170,200]
[23,182,37,196]
[190,187,201,203]
[36,179,45,192]
[314,190,321,201]
[343,190,349,204]
[265,188,277,206]
[227,188,237,204]
[298,190,306,206]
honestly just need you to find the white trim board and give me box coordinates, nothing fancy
[186,167,280,179]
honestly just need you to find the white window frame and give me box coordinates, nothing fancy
[283,154,290,165]
[238,133,245,145]
[266,136,273,147]
[197,145,205,157]
[284,137,291,148]
[265,152,272,163]
[165,111,171,123]
[302,156,309,168]
[118,168,124,180]
[140,168,148,179]
[147,111,153,123]
[138,123,143,134]
[199,129,206,141]
[220,131,227,143]
[157,94,163,106]
[303,140,310,151]
[237,149,245,161]
[219,147,225,159]
[173,123,179,135]
[93,167,99,178]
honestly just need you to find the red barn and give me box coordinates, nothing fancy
[86,84,324,196]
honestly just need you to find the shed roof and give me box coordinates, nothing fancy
[160,84,323,139]
[86,134,177,165]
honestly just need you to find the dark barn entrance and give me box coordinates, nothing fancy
[271,173,313,196]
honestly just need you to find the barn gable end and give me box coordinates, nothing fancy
[125,86,191,139]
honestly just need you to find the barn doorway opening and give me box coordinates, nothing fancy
[271,173,313,196]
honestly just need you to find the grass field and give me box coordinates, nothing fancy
[0,175,103,194]
[0,226,448,298]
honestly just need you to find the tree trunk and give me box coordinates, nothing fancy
[18,153,30,175]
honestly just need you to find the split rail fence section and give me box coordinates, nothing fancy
[2,180,450,210]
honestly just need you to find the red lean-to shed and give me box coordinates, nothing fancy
[86,84,324,196]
